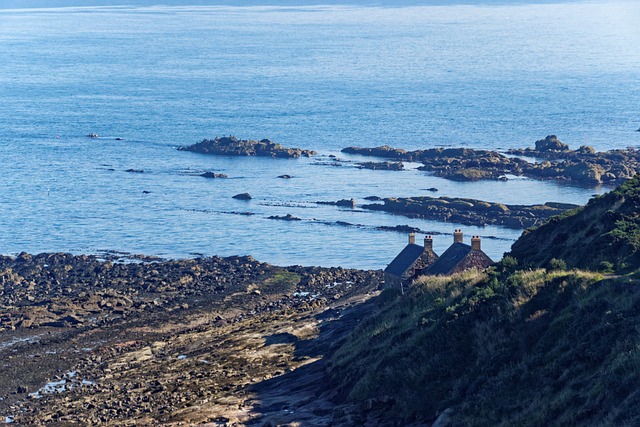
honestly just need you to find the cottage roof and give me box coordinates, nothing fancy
[426,242,473,275]
[384,244,425,277]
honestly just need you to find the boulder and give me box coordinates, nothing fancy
[563,162,605,185]
[576,145,596,155]
[336,198,356,208]
[232,193,252,200]
[534,135,569,152]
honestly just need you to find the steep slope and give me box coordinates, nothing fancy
[509,174,640,273]
[327,268,640,426]
[325,177,640,425]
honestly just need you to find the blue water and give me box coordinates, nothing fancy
[0,1,639,268]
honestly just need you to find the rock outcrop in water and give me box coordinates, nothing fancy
[342,135,640,186]
[179,136,316,158]
[232,192,252,200]
[362,196,579,229]
[507,135,640,185]
[357,161,404,170]
[200,171,228,178]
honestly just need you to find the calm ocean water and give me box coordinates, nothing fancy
[0,1,638,268]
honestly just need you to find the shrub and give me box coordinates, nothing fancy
[599,261,615,274]
[549,258,567,271]
[500,255,518,271]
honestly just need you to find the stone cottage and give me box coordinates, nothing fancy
[425,230,494,276]
[384,233,439,293]
[384,230,494,292]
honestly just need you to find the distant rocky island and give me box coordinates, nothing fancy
[343,135,640,186]
[179,136,316,158]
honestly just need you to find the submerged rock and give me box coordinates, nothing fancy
[200,172,228,179]
[267,214,302,221]
[232,193,252,200]
[357,161,404,171]
[317,199,356,208]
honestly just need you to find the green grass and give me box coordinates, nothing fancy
[327,267,640,425]
[510,174,640,274]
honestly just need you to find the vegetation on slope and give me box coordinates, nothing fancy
[328,176,640,425]
[327,266,640,425]
[509,174,640,273]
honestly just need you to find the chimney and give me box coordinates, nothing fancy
[424,235,433,251]
[454,229,463,244]
[471,235,481,251]
[408,233,416,245]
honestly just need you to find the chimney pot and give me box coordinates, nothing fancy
[454,229,463,244]
[471,235,481,251]
[424,235,433,251]
[408,233,416,245]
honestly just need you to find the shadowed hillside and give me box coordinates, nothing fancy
[509,174,640,273]
[326,177,640,425]
[327,267,640,426]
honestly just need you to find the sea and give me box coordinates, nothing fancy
[0,0,638,269]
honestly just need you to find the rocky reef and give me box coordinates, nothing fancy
[362,196,579,229]
[506,135,640,185]
[342,135,640,186]
[179,136,316,158]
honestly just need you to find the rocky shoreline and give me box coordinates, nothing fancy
[342,135,640,186]
[0,252,382,425]
[179,136,316,158]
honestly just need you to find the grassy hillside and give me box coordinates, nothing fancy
[509,174,640,273]
[327,266,640,425]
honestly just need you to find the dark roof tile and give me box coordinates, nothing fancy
[384,244,425,277]
[426,242,472,275]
